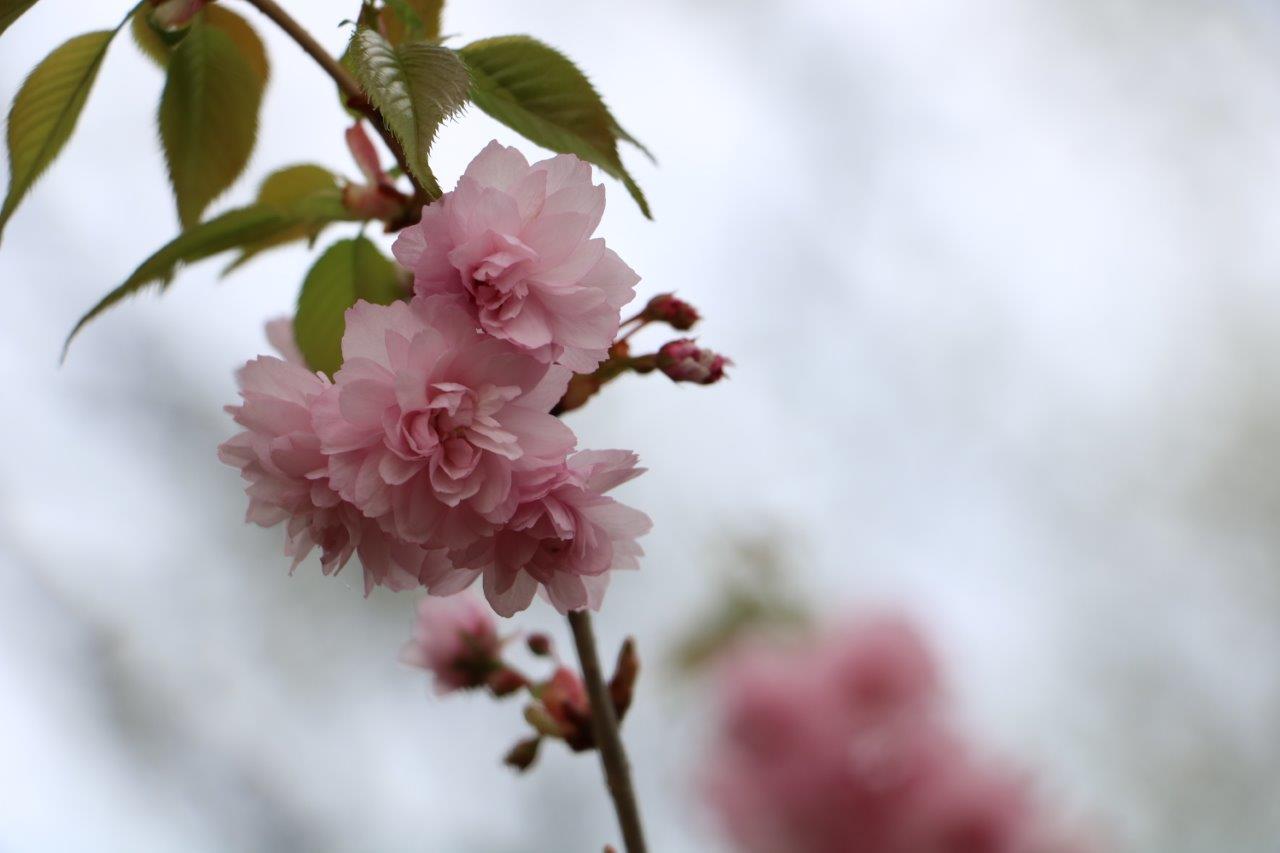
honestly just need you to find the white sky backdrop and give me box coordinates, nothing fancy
[3,0,1280,850]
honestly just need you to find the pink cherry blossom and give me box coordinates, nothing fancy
[400,593,503,694]
[704,618,1092,853]
[264,316,304,366]
[392,141,641,372]
[452,450,651,616]
[218,355,452,594]
[312,295,576,560]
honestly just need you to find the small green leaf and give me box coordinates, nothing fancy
[0,30,116,243]
[160,23,264,226]
[0,0,41,38]
[64,205,298,357]
[459,36,652,217]
[223,164,349,274]
[347,27,469,196]
[381,0,444,44]
[294,236,403,376]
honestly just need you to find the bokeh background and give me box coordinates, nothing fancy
[4,0,1280,850]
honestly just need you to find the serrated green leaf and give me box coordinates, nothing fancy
[347,27,469,196]
[0,0,40,38]
[0,30,116,243]
[223,164,349,274]
[382,0,444,44]
[294,236,402,376]
[64,205,299,357]
[160,24,264,226]
[459,36,652,218]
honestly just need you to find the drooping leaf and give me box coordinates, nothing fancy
[0,0,40,38]
[64,206,299,356]
[459,36,652,217]
[381,0,444,44]
[294,236,403,376]
[159,23,264,226]
[347,27,469,196]
[223,164,349,274]
[0,30,116,243]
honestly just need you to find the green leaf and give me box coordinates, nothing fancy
[223,164,349,274]
[458,36,652,218]
[381,0,444,44]
[133,5,269,81]
[0,0,41,38]
[294,236,403,376]
[130,8,173,67]
[347,27,469,196]
[159,23,264,226]
[0,30,116,243]
[64,205,298,357]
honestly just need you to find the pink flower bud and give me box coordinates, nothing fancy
[524,667,596,750]
[149,0,207,29]
[341,123,408,221]
[643,293,700,330]
[657,339,731,385]
[400,593,503,694]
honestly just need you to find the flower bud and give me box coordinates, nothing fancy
[150,0,208,29]
[608,637,640,721]
[486,667,528,697]
[526,632,554,657]
[643,293,700,330]
[657,339,731,385]
[503,736,542,772]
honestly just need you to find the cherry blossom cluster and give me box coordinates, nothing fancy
[219,142,707,616]
[704,618,1093,853]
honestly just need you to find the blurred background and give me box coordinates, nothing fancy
[3,0,1280,849]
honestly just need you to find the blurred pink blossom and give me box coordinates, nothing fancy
[400,593,503,694]
[704,618,1089,853]
[393,141,640,372]
[218,356,452,594]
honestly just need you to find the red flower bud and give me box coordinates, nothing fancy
[526,632,554,657]
[644,293,700,330]
[657,339,731,385]
[486,667,528,697]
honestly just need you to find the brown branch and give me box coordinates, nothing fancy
[236,0,432,212]
[567,610,648,853]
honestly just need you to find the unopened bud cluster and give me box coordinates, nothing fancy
[401,594,641,773]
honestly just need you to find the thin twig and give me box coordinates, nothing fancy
[567,610,648,853]
[236,0,431,208]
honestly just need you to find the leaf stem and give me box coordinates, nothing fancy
[235,0,431,209]
[567,610,648,853]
